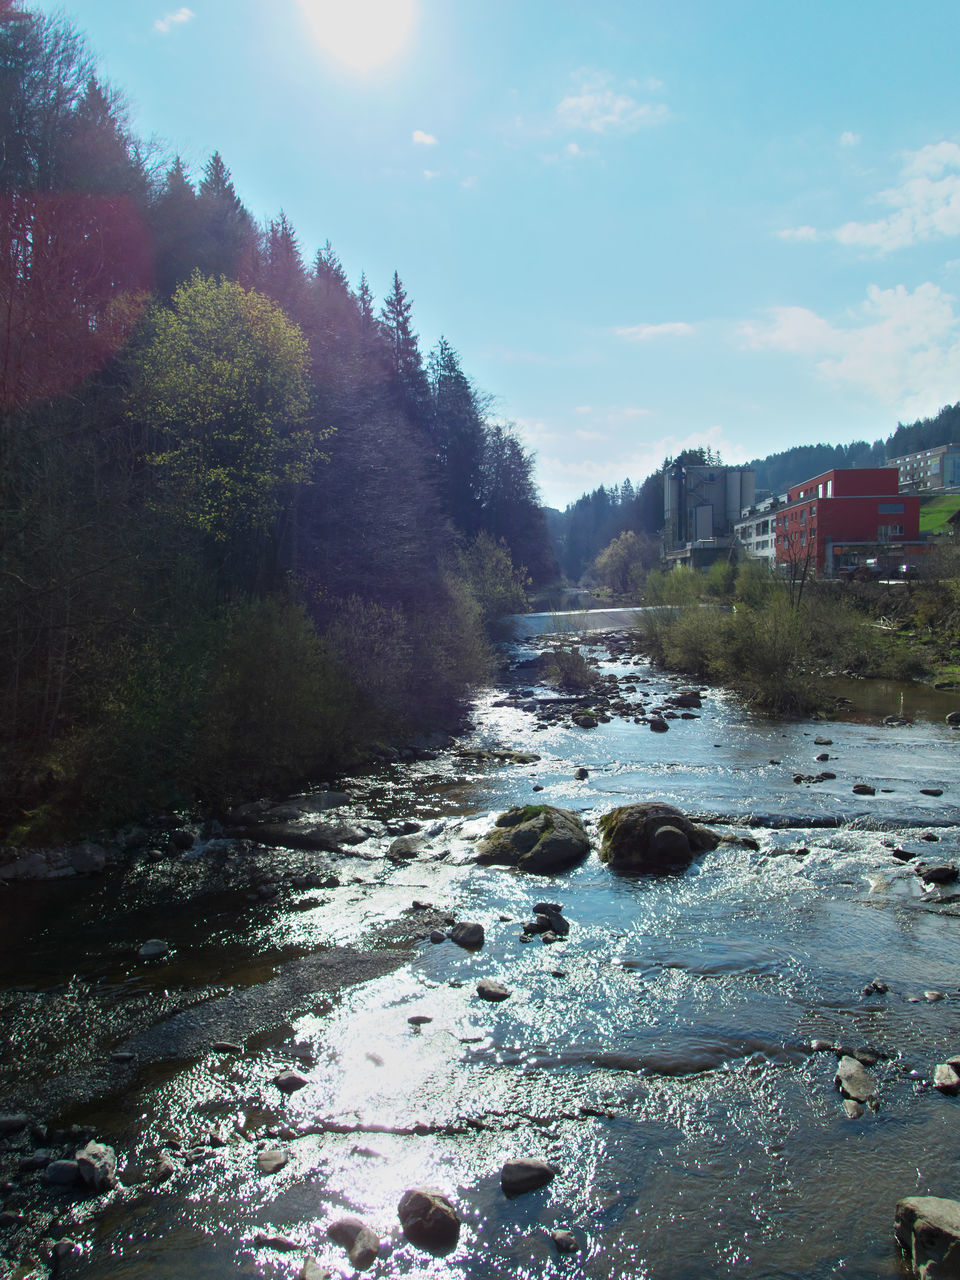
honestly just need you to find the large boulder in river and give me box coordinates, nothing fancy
[474,805,590,874]
[895,1196,960,1278]
[597,802,721,872]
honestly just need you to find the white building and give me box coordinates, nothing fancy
[887,443,960,492]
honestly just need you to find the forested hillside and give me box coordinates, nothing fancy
[0,3,554,837]
[749,402,960,495]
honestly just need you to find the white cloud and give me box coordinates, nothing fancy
[739,281,960,418]
[556,72,668,134]
[839,130,861,147]
[412,130,437,146]
[777,225,819,242]
[565,142,583,157]
[153,6,194,33]
[781,141,960,252]
[615,321,695,341]
[461,175,478,190]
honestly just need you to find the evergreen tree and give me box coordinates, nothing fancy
[151,156,200,297]
[196,150,254,280]
[428,336,486,533]
[380,270,430,427]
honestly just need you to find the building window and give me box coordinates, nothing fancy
[877,524,904,538]
[878,502,904,514]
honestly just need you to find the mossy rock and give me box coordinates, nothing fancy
[476,805,590,874]
[597,802,721,872]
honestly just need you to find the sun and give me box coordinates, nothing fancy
[295,0,418,72]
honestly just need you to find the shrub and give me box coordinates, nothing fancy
[542,644,600,691]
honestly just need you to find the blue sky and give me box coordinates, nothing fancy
[61,0,960,507]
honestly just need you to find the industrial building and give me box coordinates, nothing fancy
[663,462,755,568]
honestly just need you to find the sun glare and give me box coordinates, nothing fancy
[296,0,417,72]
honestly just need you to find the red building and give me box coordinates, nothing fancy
[774,468,922,575]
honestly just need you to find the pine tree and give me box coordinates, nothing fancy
[196,150,255,280]
[380,271,430,428]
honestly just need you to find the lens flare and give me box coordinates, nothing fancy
[295,0,417,72]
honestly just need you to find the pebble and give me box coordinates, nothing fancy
[501,1158,557,1196]
[254,1232,298,1251]
[842,1100,865,1119]
[925,990,946,1002]
[397,1186,462,1251]
[327,1216,380,1270]
[449,921,485,950]
[550,1229,579,1253]
[429,930,446,943]
[211,1041,243,1053]
[934,1064,960,1094]
[408,1015,433,1026]
[138,939,170,960]
[274,1070,308,1094]
[256,1147,288,1175]
[477,979,511,1002]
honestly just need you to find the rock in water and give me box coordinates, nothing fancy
[597,802,722,872]
[326,1217,380,1270]
[256,1147,288,1174]
[138,939,169,960]
[550,1229,579,1254]
[895,1196,960,1278]
[501,1158,557,1196]
[449,921,485,949]
[477,979,511,1002]
[935,1064,960,1095]
[76,1141,117,1192]
[474,805,590,874]
[274,1069,308,1094]
[301,1259,335,1280]
[397,1186,461,1251]
[835,1055,877,1103]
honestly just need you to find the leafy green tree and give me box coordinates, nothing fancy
[131,274,322,591]
[593,529,657,593]
[455,531,528,634]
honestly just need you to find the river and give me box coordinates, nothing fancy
[2,612,960,1279]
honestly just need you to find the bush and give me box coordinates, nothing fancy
[194,597,353,802]
[643,565,702,606]
[455,532,528,636]
[542,644,600,691]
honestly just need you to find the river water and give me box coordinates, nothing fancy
[3,613,960,1279]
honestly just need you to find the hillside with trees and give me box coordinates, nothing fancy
[0,2,554,838]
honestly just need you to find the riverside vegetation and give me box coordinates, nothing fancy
[637,556,960,716]
[0,6,555,843]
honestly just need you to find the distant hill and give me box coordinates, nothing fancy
[749,402,960,496]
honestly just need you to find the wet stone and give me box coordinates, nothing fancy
[501,1158,557,1196]
[327,1216,380,1270]
[449,921,485,950]
[44,1160,80,1186]
[934,1064,960,1094]
[843,1099,865,1119]
[398,1186,462,1252]
[835,1055,877,1103]
[550,1229,579,1254]
[274,1070,308,1094]
[477,979,511,1002]
[256,1147,288,1174]
[137,939,169,960]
